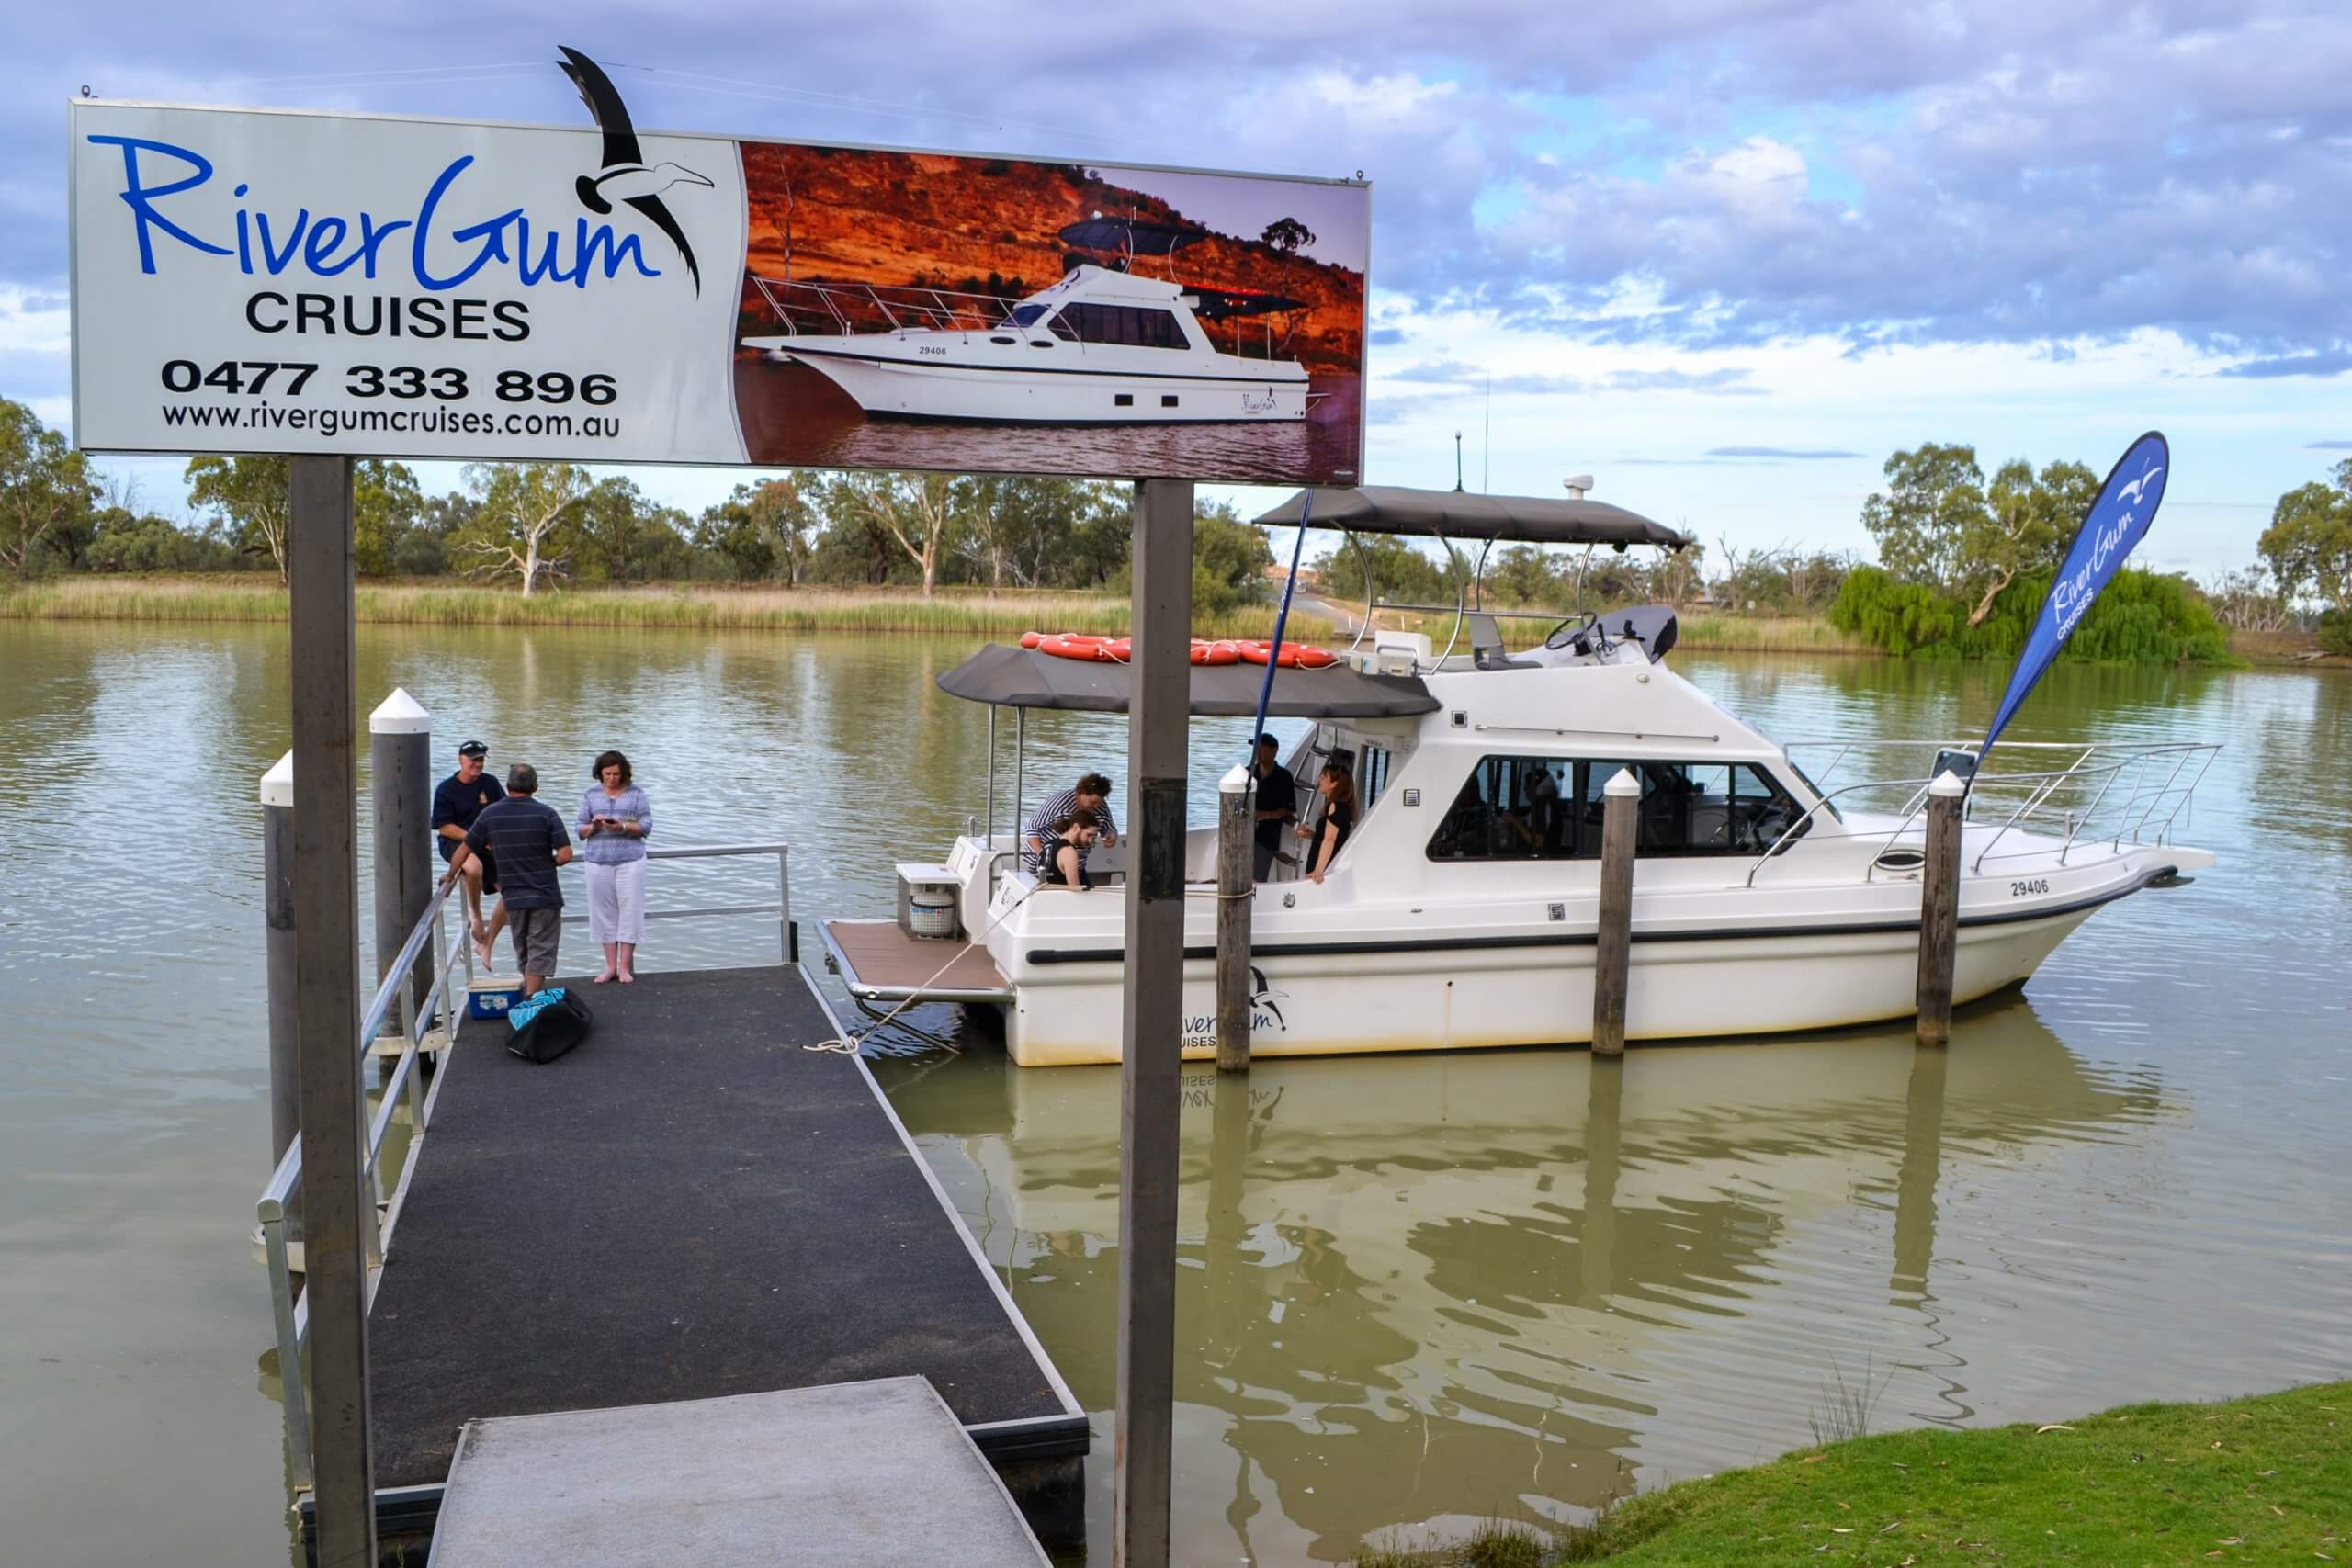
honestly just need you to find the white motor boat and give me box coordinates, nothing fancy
[818,489,2218,1067]
[743,264,1311,425]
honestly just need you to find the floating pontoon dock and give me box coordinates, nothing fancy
[293,962,1085,1554]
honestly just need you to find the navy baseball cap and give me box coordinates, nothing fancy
[458,739,488,758]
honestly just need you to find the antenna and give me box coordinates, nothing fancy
[1483,376,1492,492]
[1564,474,1594,501]
[1453,432,1464,492]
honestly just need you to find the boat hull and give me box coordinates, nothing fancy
[751,341,1308,424]
[995,904,2099,1068]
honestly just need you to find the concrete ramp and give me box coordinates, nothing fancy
[428,1376,1050,1566]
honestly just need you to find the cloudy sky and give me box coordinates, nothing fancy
[12,1,2348,574]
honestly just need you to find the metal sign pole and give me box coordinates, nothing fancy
[1113,477,1193,1567]
[288,454,377,1566]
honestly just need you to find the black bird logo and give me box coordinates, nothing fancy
[1248,965,1290,1032]
[556,46,712,294]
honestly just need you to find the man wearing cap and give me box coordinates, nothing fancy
[432,740,504,947]
[443,763,572,998]
[1250,734,1298,881]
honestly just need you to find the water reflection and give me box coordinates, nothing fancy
[6,623,2348,1568]
[879,998,2168,1558]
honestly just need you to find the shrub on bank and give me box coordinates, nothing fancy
[2320,608,2352,657]
[1829,564,2234,663]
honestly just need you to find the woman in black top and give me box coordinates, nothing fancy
[1295,761,1356,884]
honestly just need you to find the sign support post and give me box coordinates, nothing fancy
[1114,477,1193,1568]
[288,454,377,1566]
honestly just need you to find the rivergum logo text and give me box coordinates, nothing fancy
[85,136,662,291]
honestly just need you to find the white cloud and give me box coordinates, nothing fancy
[0,286,69,355]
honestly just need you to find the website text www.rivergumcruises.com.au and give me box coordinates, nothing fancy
[159,402,624,441]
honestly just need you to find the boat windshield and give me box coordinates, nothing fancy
[1783,755,1844,823]
[1003,303,1053,329]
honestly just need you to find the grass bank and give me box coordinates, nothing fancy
[1355,1381,2351,1566]
[12,577,2334,668]
[2229,628,2352,670]
[0,575,1282,639]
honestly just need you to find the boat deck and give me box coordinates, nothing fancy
[820,918,1012,1002]
[361,964,1080,1540]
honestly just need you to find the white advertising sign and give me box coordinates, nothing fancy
[70,54,1372,485]
[72,94,748,466]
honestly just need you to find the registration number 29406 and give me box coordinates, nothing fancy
[2010,878,2052,897]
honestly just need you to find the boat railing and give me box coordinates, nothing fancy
[750,274,1021,339]
[746,272,1298,361]
[1747,740,2220,887]
[254,841,791,1492]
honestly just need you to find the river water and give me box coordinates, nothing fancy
[0,621,2345,1566]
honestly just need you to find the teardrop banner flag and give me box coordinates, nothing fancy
[1980,430,2170,759]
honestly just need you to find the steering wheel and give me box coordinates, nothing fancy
[1543,610,1603,651]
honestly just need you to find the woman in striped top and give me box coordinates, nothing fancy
[578,750,653,984]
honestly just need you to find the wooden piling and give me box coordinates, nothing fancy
[369,689,434,1027]
[1216,765,1254,1074]
[1915,770,1967,1047]
[1590,768,1640,1055]
[260,752,299,1170]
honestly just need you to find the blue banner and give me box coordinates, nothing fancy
[1980,431,2170,758]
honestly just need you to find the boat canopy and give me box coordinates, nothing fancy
[1057,217,1209,255]
[1252,485,1696,551]
[937,644,1440,718]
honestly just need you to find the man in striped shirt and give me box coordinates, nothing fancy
[1023,773,1118,875]
[442,763,573,998]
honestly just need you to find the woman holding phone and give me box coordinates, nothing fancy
[578,750,652,983]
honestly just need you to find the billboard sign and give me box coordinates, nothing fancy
[68,51,1371,485]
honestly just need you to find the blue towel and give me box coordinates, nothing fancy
[507,987,569,1031]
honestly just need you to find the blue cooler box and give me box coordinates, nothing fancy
[468,978,524,1021]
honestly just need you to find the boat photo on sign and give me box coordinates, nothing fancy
[734,148,1368,484]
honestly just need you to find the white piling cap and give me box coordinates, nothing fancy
[368,687,431,735]
[1928,770,1969,797]
[1603,768,1641,797]
[1219,764,1251,795]
[259,750,294,808]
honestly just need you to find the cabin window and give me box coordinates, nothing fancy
[1056,302,1188,350]
[1427,756,1808,861]
[1005,303,1052,328]
[1358,744,1392,808]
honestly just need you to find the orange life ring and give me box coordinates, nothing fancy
[1028,633,1264,666]
[1236,640,1340,670]
[1038,633,1114,661]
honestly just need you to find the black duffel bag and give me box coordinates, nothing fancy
[505,987,594,1064]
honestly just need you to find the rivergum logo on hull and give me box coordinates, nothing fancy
[85,46,709,297]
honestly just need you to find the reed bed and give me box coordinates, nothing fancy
[0,576,1283,639]
[4,576,1887,655]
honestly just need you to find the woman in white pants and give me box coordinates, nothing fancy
[577,750,652,984]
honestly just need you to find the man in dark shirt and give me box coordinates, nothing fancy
[1250,733,1298,881]
[431,740,505,945]
[443,762,572,997]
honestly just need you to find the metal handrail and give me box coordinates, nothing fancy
[256,840,791,1493]
[1747,742,2219,886]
